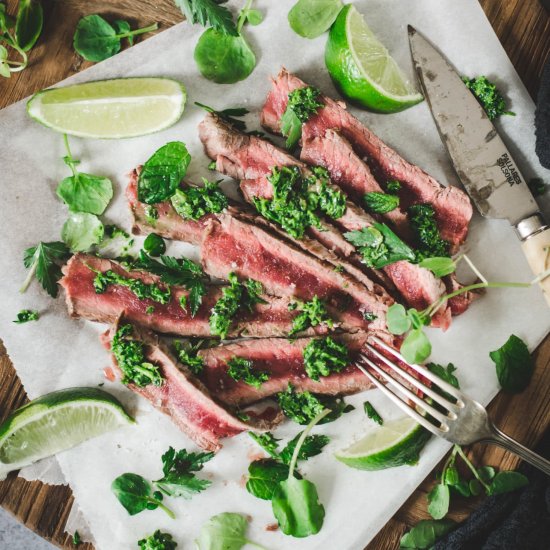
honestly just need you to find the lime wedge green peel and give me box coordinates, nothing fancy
[335,416,431,471]
[0,387,134,479]
[325,5,423,113]
[27,77,186,139]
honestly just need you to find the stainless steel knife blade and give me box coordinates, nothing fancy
[408,25,539,226]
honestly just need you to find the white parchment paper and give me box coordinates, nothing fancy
[1,1,550,548]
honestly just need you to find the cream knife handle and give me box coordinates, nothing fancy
[517,214,550,306]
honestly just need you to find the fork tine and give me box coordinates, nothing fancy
[360,355,453,425]
[355,362,447,436]
[363,345,461,413]
[370,336,465,401]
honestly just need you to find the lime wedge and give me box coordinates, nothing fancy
[325,5,423,113]
[335,416,431,470]
[0,387,134,479]
[27,78,186,138]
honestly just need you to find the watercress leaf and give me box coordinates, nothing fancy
[488,471,528,495]
[21,241,70,297]
[138,530,177,550]
[15,0,43,51]
[245,9,263,25]
[73,15,121,62]
[112,19,132,43]
[477,465,496,483]
[194,29,255,84]
[400,519,456,549]
[279,433,329,465]
[386,303,411,335]
[61,212,104,252]
[111,473,155,515]
[0,4,15,33]
[364,191,400,214]
[143,233,166,257]
[195,512,256,550]
[451,480,471,497]
[0,60,10,78]
[272,476,325,537]
[280,107,302,149]
[489,334,534,393]
[0,45,8,61]
[401,329,432,365]
[288,0,343,39]
[138,142,191,204]
[418,256,456,277]
[427,484,450,520]
[57,172,113,215]
[246,458,290,500]
[175,0,239,36]
[444,466,459,487]
[469,478,482,496]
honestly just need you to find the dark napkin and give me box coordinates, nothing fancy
[535,55,550,169]
[432,431,550,550]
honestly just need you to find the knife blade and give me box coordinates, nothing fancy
[408,25,550,304]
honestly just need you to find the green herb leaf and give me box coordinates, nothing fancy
[488,471,529,495]
[194,29,255,84]
[418,257,456,277]
[174,339,206,375]
[400,519,456,549]
[195,512,260,550]
[248,432,281,459]
[427,484,450,520]
[462,75,515,120]
[57,173,113,215]
[175,0,239,36]
[73,14,157,62]
[170,179,228,220]
[21,241,70,297]
[195,102,249,131]
[138,142,191,204]
[386,180,401,193]
[386,303,412,335]
[237,2,263,29]
[226,356,269,388]
[288,0,343,39]
[426,362,460,389]
[303,336,348,381]
[364,191,400,214]
[61,212,104,252]
[477,465,496,483]
[289,296,333,335]
[280,86,324,148]
[280,108,302,149]
[363,401,383,425]
[72,530,81,546]
[15,0,43,52]
[13,309,39,323]
[400,328,432,364]
[489,334,534,393]
[138,530,177,550]
[111,324,164,387]
[246,458,290,500]
[345,223,416,269]
[408,204,450,260]
[279,433,330,465]
[143,233,166,257]
[111,473,174,518]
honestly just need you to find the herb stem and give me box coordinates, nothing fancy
[455,446,490,492]
[151,497,175,519]
[3,33,28,72]
[287,408,330,478]
[115,22,159,40]
[19,260,37,294]
[237,0,254,33]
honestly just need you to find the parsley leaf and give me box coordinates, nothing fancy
[303,336,349,381]
[138,530,177,550]
[20,241,71,298]
[248,432,280,459]
[175,0,238,36]
[155,446,214,498]
[195,102,249,131]
[400,519,456,549]
[364,191,400,214]
[281,86,324,148]
[279,432,329,465]
[426,362,460,389]
[13,309,39,324]
[226,356,269,388]
[170,178,228,220]
[363,401,383,425]
[345,223,416,268]
[462,75,515,120]
[489,334,534,393]
[408,204,450,259]
[289,295,333,335]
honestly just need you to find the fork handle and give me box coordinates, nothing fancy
[485,424,550,476]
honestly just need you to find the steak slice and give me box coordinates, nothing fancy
[260,68,473,249]
[198,333,374,406]
[103,320,280,451]
[61,254,333,338]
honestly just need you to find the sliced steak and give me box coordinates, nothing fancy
[260,68,473,249]
[61,254,333,338]
[103,320,280,451]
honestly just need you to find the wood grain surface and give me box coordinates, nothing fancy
[0,1,549,549]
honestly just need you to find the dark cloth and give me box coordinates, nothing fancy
[433,432,550,550]
[535,56,550,169]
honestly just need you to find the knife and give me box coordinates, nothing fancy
[408,26,550,305]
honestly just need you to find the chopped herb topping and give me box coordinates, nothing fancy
[248,432,281,459]
[92,269,171,304]
[363,401,383,425]
[303,337,349,381]
[280,86,324,149]
[385,180,401,193]
[289,296,333,335]
[408,204,450,259]
[344,223,416,268]
[362,311,378,321]
[173,339,207,375]
[138,529,177,550]
[252,165,346,239]
[145,305,155,315]
[13,309,39,324]
[72,531,81,546]
[209,272,266,339]
[462,75,515,120]
[227,356,269,388]
[111,324,163,387]
[170,179,228,220]
[208,160,217,171]
[364,191,400,214]
[144,205,159,226]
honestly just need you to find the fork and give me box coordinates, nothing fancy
[356,336,550,475]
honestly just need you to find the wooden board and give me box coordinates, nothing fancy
[0,1,549,548]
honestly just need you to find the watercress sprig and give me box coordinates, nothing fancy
[195,512,265,550]
[288,0,343,39]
